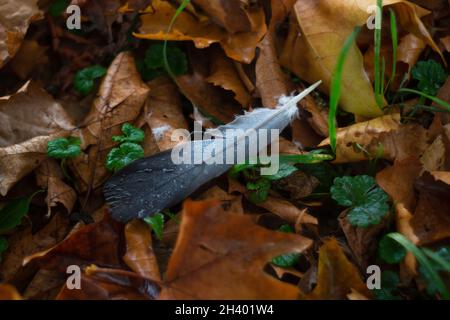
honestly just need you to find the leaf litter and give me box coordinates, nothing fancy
[0,0,450,301]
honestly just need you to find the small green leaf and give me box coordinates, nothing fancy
[247,178,271,204]
[47,137,81,159]
[145,44,187,76]
[0,191,42,233]
[420,247,450,296]
[112,123,145,144]
[106,142,144,172]
[372,271,401,300]
[331,175,389,228]
[49,0,69,17]
[266,163,298,181]
[74,65,107,95]
[272,225,301,267]
[144,213,165,240]
[378,234,407,264]
[412,60,447,96]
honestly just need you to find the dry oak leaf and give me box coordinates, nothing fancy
[123,219,161,281]
[160,200,313,300]
[300,238,370,300]
[319,113,427,163]
[35,159,77,215]
[144,76,189,151]
[0,0,42,68]
[280,0,441,117]
[134,0,267,63]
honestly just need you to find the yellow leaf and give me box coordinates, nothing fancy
[280,0,442,117]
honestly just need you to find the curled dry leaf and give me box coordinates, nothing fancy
[319,114,428,163]
[280,0,441,117]
[300,238,370,300]
[175,48,242,123]
[134,0,267,63]
[0,82,75,195]
[72,52,149,190]
[0,82,75,147]
[123,220,161,281]
[206,48,251,107]
[0,0,42,68]
[160,200,312,299]
[257,196,318,228]
[0,132,66,196]
[145,76,189,151]
[35,159,77,215]
[339,210,386,269]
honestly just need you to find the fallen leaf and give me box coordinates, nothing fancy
[35,159,77,215]
[144,76,189,151]
[319,114,428,163]
[72,52,149,190]
[0,213,71,282]
[191,0,252,34]
[0,284,22,300]
[0,0,42,68]
[0,132,67,196]
[280,0,441,117]
[255,32,291,108]
[0,82,74,147]
[339,210,386,268]
[376,156,422,211]
[57,266,159,300]
[24,213,123,272]
[206,48,251,107]
[160,200,312,299]
[123,219,161,281]
[411,173,450,245]
[135,0,267,63]
[300,238,370,300]
[175,48,242,123]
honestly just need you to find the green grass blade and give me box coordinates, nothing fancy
[329,27,361,154]
[374,0,384,108]
[387,233,450,299]
[388,9,398,90]
[422,248,450,272]
[397,88,450,112]
[163,0,191,78]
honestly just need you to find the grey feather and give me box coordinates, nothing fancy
[104,81,321,222]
